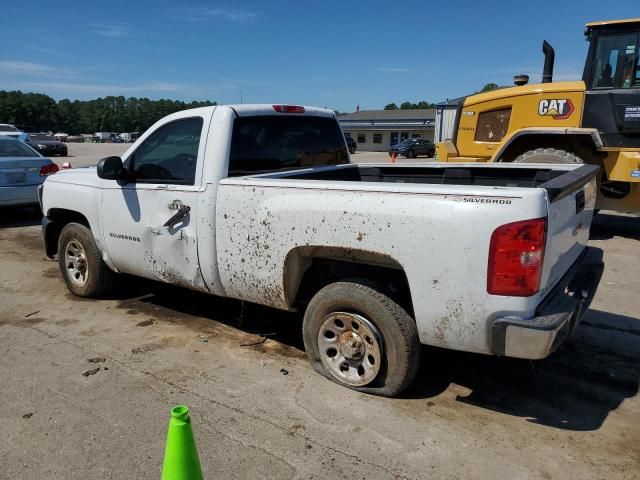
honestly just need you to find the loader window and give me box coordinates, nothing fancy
[591,33,639,89]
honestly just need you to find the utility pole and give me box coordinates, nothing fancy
[240,89,243,104]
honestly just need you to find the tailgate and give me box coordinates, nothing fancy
[539,165,600,295]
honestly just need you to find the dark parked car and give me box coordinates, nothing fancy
[389,138,435,158]
[28,133,68,156]
[345,135,356,154]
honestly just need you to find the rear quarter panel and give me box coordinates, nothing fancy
[216,177,552,354]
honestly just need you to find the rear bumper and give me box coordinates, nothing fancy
[490,247,604,360]
[0,184,40,207]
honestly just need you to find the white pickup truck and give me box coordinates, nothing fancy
[40,104,604,396]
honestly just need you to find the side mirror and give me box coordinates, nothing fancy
[97,156,125,181]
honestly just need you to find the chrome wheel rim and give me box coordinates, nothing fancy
[64,240,88,287]
[317,312,383,387]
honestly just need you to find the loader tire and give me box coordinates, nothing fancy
[513,148,584,164]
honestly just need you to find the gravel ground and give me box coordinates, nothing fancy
[0,207,638,479]
[1,143,638,479]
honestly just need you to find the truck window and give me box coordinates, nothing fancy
[128,117,203,185]
[228,115,349,176]
[591,33,639,89]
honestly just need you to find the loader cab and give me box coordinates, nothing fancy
[582,19,640,147]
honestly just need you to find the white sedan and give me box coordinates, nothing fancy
[0,135,59,207]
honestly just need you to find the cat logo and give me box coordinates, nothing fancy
[538,98,574,120]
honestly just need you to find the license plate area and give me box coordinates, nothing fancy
[7,172,27,184]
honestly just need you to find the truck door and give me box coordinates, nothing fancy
[101,114,210,291]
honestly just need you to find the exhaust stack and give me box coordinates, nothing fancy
[542,40,555,83]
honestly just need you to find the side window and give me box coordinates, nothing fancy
[129,117,203,185]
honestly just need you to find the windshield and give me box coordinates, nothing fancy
[591,32,640,88]
[229,115,349,176]
[0,125,19,132]
[30,133,55,141]
[0,138,39,157]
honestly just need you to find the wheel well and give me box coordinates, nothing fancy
[498,134,603,164]
[286,248,414,316]
[44,209,90,257]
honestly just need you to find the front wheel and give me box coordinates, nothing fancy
[58,222,115,297]
[302,281,420,397]
[513,148,583,164]
[407,149,416,158]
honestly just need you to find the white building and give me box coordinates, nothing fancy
[338,109,435,152]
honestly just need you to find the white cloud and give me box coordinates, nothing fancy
[0,61,69,77]
[28,46,71,57]
[170,6,260,23]
[91,23,132,38]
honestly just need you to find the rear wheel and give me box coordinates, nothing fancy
[58,223,115,297]
[428,149,435,158]
[513,148,583,164]
[302,281,420,397]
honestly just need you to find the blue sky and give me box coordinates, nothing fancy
[1,1,638,111]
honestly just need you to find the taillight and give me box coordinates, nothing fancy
[272,105,305,113]
[487,218,547,296]
[40,163,59,177]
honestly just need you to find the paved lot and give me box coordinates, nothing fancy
[57,143,409,167]
[54,142,130,168]
[1,144,638,479]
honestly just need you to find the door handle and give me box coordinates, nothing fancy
[164,205,191,228]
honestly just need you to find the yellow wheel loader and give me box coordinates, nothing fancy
[437,18,640,213]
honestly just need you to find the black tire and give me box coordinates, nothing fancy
[349,147,356,155]
[302,281,420,397]
[407,149,416,159]
[513,148,583,164]
[428,149,435,158]
[57,222,115,297]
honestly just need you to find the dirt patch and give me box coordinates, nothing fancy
[131,343,163,354]
[10,231,45,252]
[0,317,47,328]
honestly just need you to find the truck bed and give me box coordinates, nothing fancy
[253,162,599,201]
[217,162,599,355]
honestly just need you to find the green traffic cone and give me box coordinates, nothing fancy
[161,405,203,480]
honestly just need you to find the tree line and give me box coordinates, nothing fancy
[382,85,501,111]
[383,101,436,111]
[0,90,216,135]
